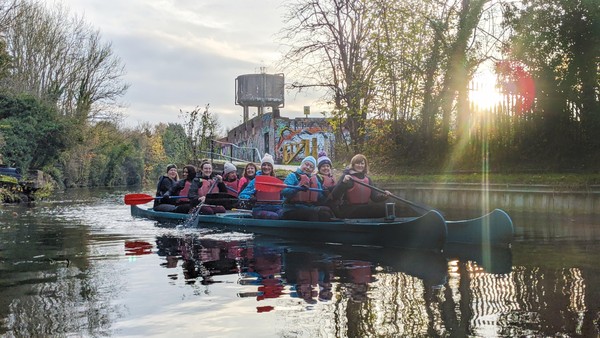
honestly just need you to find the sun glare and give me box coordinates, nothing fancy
[469,72,503,111]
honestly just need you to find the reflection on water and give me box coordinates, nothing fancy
[0,188,599,337]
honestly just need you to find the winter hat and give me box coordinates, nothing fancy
[261,153,275,166]
[166,164,177,172]
[301,156,317,168]
[223,162,237,175]
[317,151,332,169]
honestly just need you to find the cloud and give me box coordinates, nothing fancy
[59,0,330,132]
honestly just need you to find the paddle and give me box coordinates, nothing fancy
[124,193,187,205]
[224,185,239,195]
[184,178,219,226]
[349,178,436,215]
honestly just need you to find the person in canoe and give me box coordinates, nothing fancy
[189,161,228,214]
[313,152,337,207]
[221,162,239,198]
[162,164,197,213]
[239,153,282,219]
[238,162,257,195]
[153,164,179,212]
[280,156,335,221]
[331,154,392,218]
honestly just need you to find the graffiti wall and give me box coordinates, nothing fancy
[221,113,335,164]
[274,119,335,164]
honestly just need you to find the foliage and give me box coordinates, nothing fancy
[502,0,600,167]
[160,123,191,166]
[180,104,221,166]
[59,121,145,187]
[0,93,72,171]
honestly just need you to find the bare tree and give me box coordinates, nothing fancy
[0,0,18,31]
[180,104,222,165]
[280,0,379,154]
[0,0,128,121]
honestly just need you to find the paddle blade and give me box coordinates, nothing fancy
[124,193,154,205]
[255,175,288,192]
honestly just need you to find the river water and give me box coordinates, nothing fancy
[1,187,599,337]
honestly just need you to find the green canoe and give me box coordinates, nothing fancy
[130,205,513,249]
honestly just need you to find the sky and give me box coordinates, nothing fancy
[59,0,328,131]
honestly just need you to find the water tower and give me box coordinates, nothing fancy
[235,70,284,122]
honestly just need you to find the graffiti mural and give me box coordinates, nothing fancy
[222,113,336,164]
[274,120,335,164]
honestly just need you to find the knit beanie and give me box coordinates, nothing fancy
[301,156,317,168]
[317,152,332,169]
[261,153,275,166]
[166,164,177,172]
[223,162,237,175]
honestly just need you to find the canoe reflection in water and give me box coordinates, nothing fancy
[152,233,512,311]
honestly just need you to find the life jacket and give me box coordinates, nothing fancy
[287,172,318,203]
[224,179,239,197]
[345,176,371,204]
[178,180,192,203]
[309,174,335,202]
[321,174,336,189]
[198,178,220,197]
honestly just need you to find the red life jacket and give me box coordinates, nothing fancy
[345,176,371,204]
[315,174,335,189]
[198,178,220,197]
[224,179,239,197]
[289,173,318,203]
[178,180,192,203]
[308,174,335,202]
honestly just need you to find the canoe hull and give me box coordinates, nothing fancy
[193,210,448,251]
[130,205,190,222]
[129,206,514,248]
[446,209,514,246]
[130,205,447,250]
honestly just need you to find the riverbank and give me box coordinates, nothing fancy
[272,161,600,189]
[372,172,600,216]
[373,172,600,190]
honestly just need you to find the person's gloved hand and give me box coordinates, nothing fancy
[299,184,309,192]
[161,195,171,204]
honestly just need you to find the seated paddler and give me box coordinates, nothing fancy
[188,161,228,214]
[331,154,393,219]
[281,156,335,222]
[162,164,197,214]
[239,153,282,219]
[154,164,179,212]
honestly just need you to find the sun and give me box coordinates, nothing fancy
[469,71,504,111]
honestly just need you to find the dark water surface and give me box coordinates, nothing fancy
[1,188,599,337]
